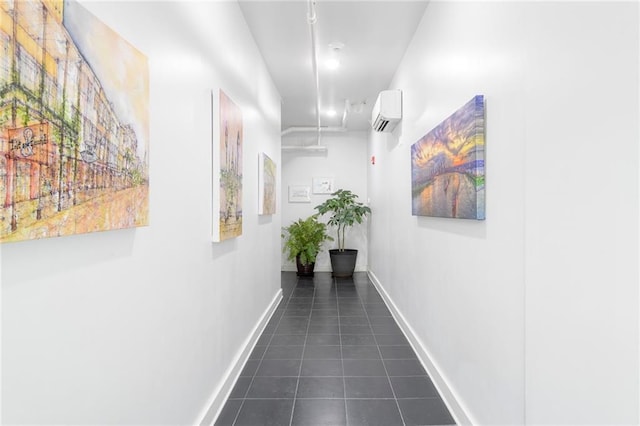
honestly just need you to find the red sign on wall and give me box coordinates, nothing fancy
[7,122,51,165]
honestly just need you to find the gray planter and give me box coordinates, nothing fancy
[329,249,358,278]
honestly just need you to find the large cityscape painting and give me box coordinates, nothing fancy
[411,95,485,220]
[0,0,149,243]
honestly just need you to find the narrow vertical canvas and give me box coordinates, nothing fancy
[0,0,149,243]
[215,89,243,241]
[258,152,276,215]
[411,95,485,219]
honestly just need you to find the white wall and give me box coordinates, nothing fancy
[368,2,638,425]
[282,132,369,272]
[1,1,282,424]
[523,3,638,424]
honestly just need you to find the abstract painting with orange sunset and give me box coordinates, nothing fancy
[411,95,485,220]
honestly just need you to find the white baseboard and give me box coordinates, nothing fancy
[196,289,283,426]
[367,271,475,426]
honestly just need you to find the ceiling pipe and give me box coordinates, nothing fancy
[283,0,345,154]
[281,99,350,136]
[281,0,323,155]
[307,0,321,140]
[281,145,327,153]
[340,98,350,128]
[281,126,344,136]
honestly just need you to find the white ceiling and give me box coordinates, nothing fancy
[238,1,429,136]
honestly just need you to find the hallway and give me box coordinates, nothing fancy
[215,272,456,426]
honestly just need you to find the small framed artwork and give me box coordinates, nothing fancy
[288,185,311,203]
[258,152,276,215]
[312,177,334,194]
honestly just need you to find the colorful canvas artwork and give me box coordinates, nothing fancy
[215,89,243,241]
[258,152,276,215]
[0,0,149,243]
[411,95,485,220]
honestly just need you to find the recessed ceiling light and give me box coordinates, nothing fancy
[325,58,340,70]
[325,41,344,71]
[326,109,337,117]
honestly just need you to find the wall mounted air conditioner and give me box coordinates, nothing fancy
[371,90,402,132]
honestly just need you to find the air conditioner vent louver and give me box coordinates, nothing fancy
[372,116,389,132]
[371,90,402,133]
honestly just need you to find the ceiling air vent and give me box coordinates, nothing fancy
[371,90,402,132]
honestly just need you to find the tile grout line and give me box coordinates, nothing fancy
[336,276,350,426]
[288,275,314,426]
[231,283,294,426]
[362,280,407,426]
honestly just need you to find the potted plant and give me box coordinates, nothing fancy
[282,215,333,276]
[314,189,371,278]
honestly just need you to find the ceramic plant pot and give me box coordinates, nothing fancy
[296,255,316,277]
[328,249,358,278]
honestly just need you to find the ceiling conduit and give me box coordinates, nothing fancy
[282,0,347,152]
[281,99,350,137]
[308,0,321,135]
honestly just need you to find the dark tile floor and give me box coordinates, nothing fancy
[215,272,456,426]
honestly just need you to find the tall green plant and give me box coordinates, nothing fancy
[282,215,333,266]
[314,189,371,251]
